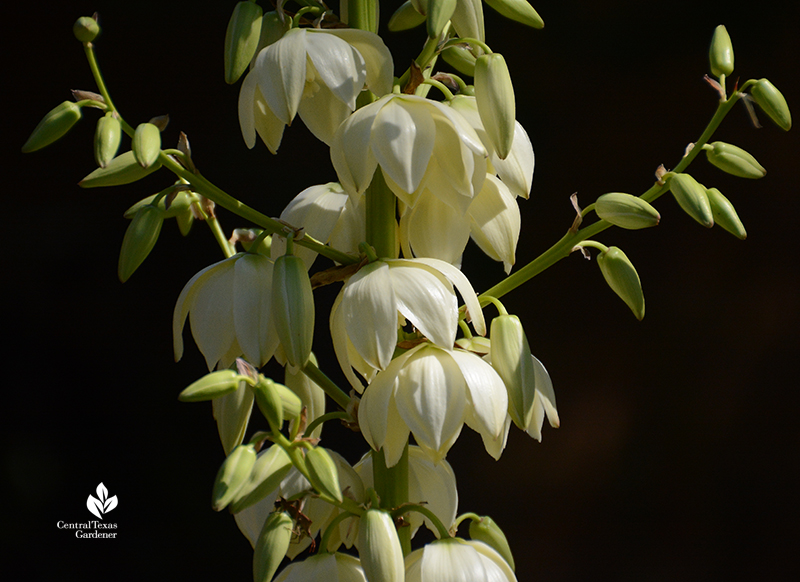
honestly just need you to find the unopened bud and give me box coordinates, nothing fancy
[253,511,293,582]
[94,112,122,168]
[178,369,245,402]
[749,78,791,131]
[224,1,263,84]
[442,44,477,77]
[595,193,660,229]
[706,187,747,240]
[490,315,536,429]
[668,173,713,228]
[469,515,515,570]
[132,123,162,168]
[358,508,405,582]
[230,445,293,513]
[211,443,258,511]
[709,25,734,77]
[73,16,100,43]
[253,377,285,431]
[475,53,516,159]
[455,335,491,354]
[118,205,164,282]
[484,0,544,29]
[79,151,161,188]
[304,446,342,502]
[389,1,427,31]
[597,246,645,320]
[21,101,82,153]
[427,0,457,38]
[704,141,765,179]
[272,253,315,368]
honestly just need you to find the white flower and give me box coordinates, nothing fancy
[274,553,367,582]
[331,94,488,211]
[405,538,517,582]
[239,27,393,150]
[330,258,486,388]
[358,343,508,467]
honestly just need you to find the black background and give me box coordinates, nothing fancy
[5,1,799,580]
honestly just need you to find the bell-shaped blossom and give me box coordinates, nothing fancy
[358,343,508,467]
[355,446,458,540]
[239,27,393,150]
[405,538,517,582]
[331,93,488,211]
[274,552,367,582]
[330,258,485,388]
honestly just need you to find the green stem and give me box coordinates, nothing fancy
[304,411,351,438]
[301,360,351,411]
[372,445,411,555]
[347,0,378,33]
[393,504,451,540]
[83,43,117,112]
[365,167,397,259]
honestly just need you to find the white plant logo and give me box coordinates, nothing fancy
[86,482,118,519]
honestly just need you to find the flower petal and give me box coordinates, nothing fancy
[400,190,470,265]
[297,73,354,145]
[256,28,307,125]
[323,28,394,97]
[331,101,381,199]
[493,121,534,199]
[305,30,366,110]
[449,349,508,441]
[469,174,520,274]
[233,254,278,366]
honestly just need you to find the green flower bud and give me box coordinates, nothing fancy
[388,1,427,31]
[709,25,733,77]
[668,173,713,228]
[475,53,516,159]
[176,209,194,236]
[484,0,544,29]
[224,1,263,85]
[304,446,342,502]
[268,378,305,421]
[73,16,100,43]
[132,123,162,168]
[595,193,660,229]
[427,0,457,38]
[230,445,293,513]
[79,151,161,188]
[21,101,82,153]
[490,315,536,429]
[358,508,405,582]
[252,11,289,62]
[469,515,515,571]
[442,45,477,77]
[253,511,293,582]
[750,78,791,131]
[118,205,164,282]
[211,443,258,511]
[454,335,491,354]
[178,369,245,402]
[597,246,645,320]
[706,187,747,240]
[124,189,194,219]
[704,141,766,179]
[272,253,315,369]
[93,112,122,168]
[253,377,285,431]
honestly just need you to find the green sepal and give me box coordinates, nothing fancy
[224,1,263,85]
[388,1,426,31]
[597,246,645,320]
[253,511,293,582]
[118,205,164,282]
[73,16,100,43]
[427,0,457,38]
[483,0,544,29]
[490,314,536,429]
[94,112,122,168]
[132,123,162,168]
[706,187,747,240]
[178,369,246,402]
[595,193,660,229]
[474,53,516,159]
[442,44,477,76]
[229,445,293,514]
[251,11,290,67]
[272,254,315,368]
[709,25,734,78]
[469,515,516,571]
[304,446,342,502]
[211,443,258,512]
[253,377,285,432]
[668,173,713,228]
[750,78,792,131]
[79,151,161,188]
[704,141,766,179]
[21,101,82,153]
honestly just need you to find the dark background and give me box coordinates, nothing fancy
[5,1,798,580]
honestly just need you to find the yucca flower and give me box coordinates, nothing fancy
[358,343,508,467]
[239,27,393,151]
[274,553,368,582]
[405,538,517,582]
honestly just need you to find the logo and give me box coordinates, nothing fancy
[87,482,118,519]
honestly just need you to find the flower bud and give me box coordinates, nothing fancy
[230,445,293,513]
[270,378,305,420]
[749,78,791,131]
[357,508,405,582]
[442,45,477,77]
[272,253,315,368]
[490,314,536,429]
[124,188,194,219]
[469,515,515,571]
[253,377,285,431]
[455,335,491,354]
[595,193,661,229]
[704,141,765,179]
[709,25,733,77]
[668,173,713,228]
[21,101,82,153]
[427,0,457,38]
[118,205,164,282]
[132,123,162,168]
[484,0,544,29]
[211,443,258,511]
[253,511,293,582]
[388,1,427,31]
[304,446,343,502]
[79,151,161,188]
[73,16,100,43]
[178,369,246,402]
[706,187,747,240]
[224,1,263,85]
[597,246,645,320]
[93,112,122,168]
[475,53,516,159]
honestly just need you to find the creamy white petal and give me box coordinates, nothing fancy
[233,253,278,366]
[322,28,394,97]
[328,194,366,260]
[256,28,307,125]
[469,540,518,581]
[492,121,534,199]
[187,258,238,371]
[331,102,381,199]
[430,106,485,200]
[330,291,373,393]
[449,349,508,441]
[238,71,258,149]
[526,354,560,441]
[297,71,354,145]
[305,31,366,110]
[469,174,520,274]
[419,539,490,582]
[358,352,411,463]
[400,190,470,265]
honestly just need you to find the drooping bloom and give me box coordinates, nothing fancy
[273,552,367,582]
[239,27,393,151]
[405,538,517,582]
[358,343,509,466]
